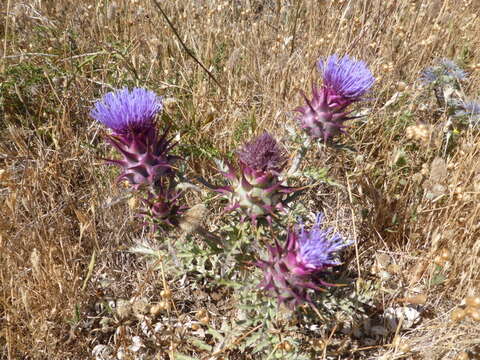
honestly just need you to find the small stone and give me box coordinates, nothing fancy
[378,270,392,281]
[116,346,125,360]
[92,344,113,360]
[154,322,164,333]
[116,299,132,320]
[370,325,389,337]
[376,253,391,268]
[384,306,421,331]
[129,336,143,352]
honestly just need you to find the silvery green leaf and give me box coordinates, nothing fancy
[129,243,160,258]
[214,158,229,172]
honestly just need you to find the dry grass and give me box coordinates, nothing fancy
[1,0,480,359]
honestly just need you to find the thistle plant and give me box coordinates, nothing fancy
[420,58,467,86]
[90,87,177,188]
[295,54,375,142]
[255,214,351,308]
[420,59,467,109]
[216,132,299,224]
[91,87,185,228]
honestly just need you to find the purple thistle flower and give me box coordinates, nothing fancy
[215,133,298,224]
[237,132,286,173]
[91,87,177,187]
[296,214,352,270]
[318,54,375,100]
[256,213,351,308]
[296,54,375,142]
[90,87,162,135]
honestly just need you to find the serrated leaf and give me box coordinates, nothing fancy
[253,338,271,353]
[206,327,224,341]
[244,330,262,349]
[189,338,212,351]
[218,279,243,289]
[173,353,197,360]
[430,271,447,286]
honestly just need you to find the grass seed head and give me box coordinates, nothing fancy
[465,296,480,308]
[466,307,480,321]
[451,308,467,322]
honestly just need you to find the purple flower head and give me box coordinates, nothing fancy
[237,132,286,173]
[91,87,162,135]
[91,88,176,188]
[215,133,297,224]
[296,214,352,271]
[317,54,375,100]
[256,213,352,308]
[295,54,374,142]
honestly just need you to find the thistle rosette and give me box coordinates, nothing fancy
[295,54,375,142]
[217,132,297,223]
[91,87,177,187]
[256,214,351,308]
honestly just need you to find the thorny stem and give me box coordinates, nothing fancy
[287,136,312,176]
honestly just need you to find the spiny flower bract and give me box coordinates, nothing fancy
[256,214,351,308]
[296,54,375,142]
[216,132,297,224]
[454,100,480,126]
[141,187,188,228]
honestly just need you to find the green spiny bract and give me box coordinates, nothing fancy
[216,132,298,224]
